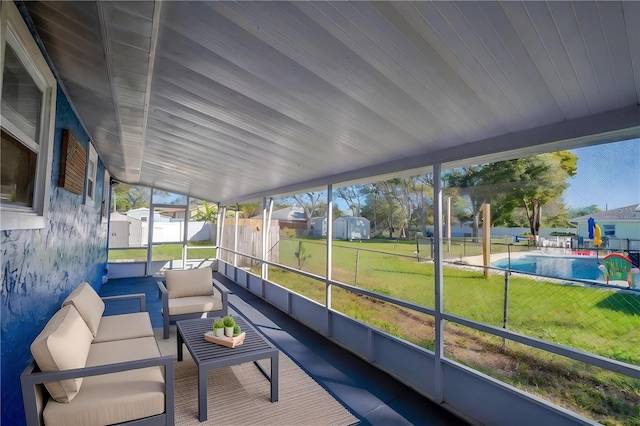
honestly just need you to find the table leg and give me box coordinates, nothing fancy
[177,330,184,362]
[271,352,279,402]
[198,367,208,421]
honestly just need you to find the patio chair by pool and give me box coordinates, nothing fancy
[157,267,229,339]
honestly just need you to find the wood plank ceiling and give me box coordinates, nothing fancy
[23,1,640,204]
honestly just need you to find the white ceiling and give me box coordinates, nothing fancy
[23,1,640,204]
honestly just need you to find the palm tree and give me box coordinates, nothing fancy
[192,201,217,223]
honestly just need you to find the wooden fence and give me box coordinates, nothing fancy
[218,219,280,268]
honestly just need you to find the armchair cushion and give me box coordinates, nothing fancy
[61,282,105,337]
[30,305,93,403]
[168,295,224,316]
[164,267,213,299]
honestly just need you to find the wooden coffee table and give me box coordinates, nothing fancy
[176,315,279,421]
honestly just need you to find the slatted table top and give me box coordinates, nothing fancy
[177,316,277,367]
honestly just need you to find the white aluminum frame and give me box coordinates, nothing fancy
[0,0,56,230]
[213,175,640,426]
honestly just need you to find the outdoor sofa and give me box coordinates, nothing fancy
[20,282,174,426]
[157,267,229,339]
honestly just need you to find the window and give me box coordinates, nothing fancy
[603,224,615,237]
[1,1,56,230]
[85,144,98,206]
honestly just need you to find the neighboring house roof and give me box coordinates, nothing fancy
[253,207,307,221]
[569,204,640,223]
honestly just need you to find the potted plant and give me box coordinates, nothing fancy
[212,319,224,337]
[233,324,241,337]
[222,316,236,337]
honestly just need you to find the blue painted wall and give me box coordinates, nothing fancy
[0,85,109,425]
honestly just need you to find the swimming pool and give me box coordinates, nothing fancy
[492,255,602,281]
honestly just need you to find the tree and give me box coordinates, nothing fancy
[192,201,218,223]
[504,151,577,239]
[443,166,492,237]
[290,192,323,231]
[443,150,578,239]
[111,184,152,212]
[238,202,261,218]
[569,204,601,218]
[334,185,367,216]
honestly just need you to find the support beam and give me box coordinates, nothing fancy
[234,203,239,269]
[215,203,222,265]
[482,203,491,279]
[182,197,189,269]
[326,185,333,314]
[433,164,444,403]
[146,189,154,275]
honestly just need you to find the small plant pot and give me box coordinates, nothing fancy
[225,327,234,337]
[214,328,224,337]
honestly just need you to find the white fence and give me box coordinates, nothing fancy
[109,219,213,248]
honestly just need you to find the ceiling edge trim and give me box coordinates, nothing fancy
[220,105,640,205]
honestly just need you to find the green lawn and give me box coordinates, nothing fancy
[265,237,640,425]
[108,244,216,262]
[275,238,640,366]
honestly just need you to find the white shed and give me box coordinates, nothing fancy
[309,217,327,237]
[333,217,370,241]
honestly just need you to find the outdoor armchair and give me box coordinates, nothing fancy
[157,267,229,339]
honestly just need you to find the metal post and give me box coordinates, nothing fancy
[218,205,227,270]
[146,189,154,275]
[326,185,333,309]
[233,203,239,278]
[215,203,222,264]
[502,244,511,350]
[182,197,189,269]
[261,198,268,281]
[233,203,240,268]
[354,249,360,286]
[325,185,334,336]
[433,164,444,403]
[265,198,273,283]
[447,196,451,253]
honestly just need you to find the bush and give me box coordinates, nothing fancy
[281,227,297,238]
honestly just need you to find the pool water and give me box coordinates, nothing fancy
[492,255,602,281]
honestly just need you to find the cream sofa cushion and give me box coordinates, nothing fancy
[164,267,213,299]
[30,305,93,403]
[43,337,164,425]
[93,312,154,343]
[62,282,105,337]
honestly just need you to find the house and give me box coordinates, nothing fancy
[2,1,639,425]
[569,204,640,249]
[253,206,308,231]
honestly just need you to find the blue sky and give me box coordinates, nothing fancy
[562,138,640,210]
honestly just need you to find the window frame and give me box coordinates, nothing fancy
[0,1,56,230]
[102,169,110,221]
[84,144,98,207]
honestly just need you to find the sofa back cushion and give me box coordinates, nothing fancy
[164,268,213,299]
[62,282,105,337]
[30,305,94,403]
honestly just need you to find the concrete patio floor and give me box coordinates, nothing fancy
[100,273,469,426]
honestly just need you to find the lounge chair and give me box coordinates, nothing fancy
[157,267,229,339]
